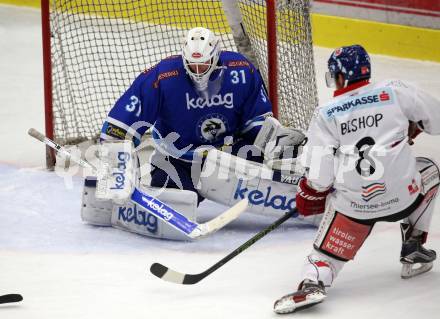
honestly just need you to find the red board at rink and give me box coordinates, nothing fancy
[314,0,440,18]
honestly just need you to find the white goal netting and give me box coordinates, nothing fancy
[47,0,317,145]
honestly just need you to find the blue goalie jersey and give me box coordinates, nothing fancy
[101,51,272,161]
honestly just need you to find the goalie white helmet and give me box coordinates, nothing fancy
[182,27,221,91]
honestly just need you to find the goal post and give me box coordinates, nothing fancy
[41,0,318,168]
[41,0,55,167]
[266,0,278,118]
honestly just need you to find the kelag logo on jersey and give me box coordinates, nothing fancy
[117,205,158,234]
[233,179,297,212]
[324,88,393,119]
[186,92,234,110]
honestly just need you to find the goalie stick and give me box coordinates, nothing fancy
[150,209,296,284]
[0,294,23,304]
[28,128,248,239]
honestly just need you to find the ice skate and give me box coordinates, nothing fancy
[273,280,326,314]
[400,225,436,279]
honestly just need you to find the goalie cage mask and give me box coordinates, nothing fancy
[182,27,221,91]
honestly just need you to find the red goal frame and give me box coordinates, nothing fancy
[41,0,280,168]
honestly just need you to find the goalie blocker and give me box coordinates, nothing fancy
[94,140,138,203]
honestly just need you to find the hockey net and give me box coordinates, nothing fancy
[42,0,317,161]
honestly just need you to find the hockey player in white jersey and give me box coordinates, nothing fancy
[273,45,440,314]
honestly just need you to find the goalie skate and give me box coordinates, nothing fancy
[273,280,326,314]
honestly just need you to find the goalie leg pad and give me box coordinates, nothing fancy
[199,149,297,215]
[81,177,113,226]
[198,149,322,225]
[82,177,199,240]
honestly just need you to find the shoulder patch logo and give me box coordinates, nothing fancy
[152,70,179,88]
[227,60,250,68]
[105,123,127,139]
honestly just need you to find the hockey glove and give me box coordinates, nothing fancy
[296,178,330,216]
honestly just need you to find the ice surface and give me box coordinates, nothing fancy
[0,4,439,318]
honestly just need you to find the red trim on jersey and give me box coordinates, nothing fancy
[333,80,370,97]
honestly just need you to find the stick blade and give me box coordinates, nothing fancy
[150,263,203,285]
[207,198,248,230]
[191,198,248,238]
[0,294,23,304]
[150,263,185,284]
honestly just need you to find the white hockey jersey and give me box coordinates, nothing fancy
[302,79,440,220]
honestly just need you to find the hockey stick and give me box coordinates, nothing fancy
[150,209,296,284]
[0,294,23,304]
[28,128,248,239]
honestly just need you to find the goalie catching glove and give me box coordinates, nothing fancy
[296,178,331,216]
[254,117,306,171]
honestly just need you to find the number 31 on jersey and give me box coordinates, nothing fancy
[230,70,246,84]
